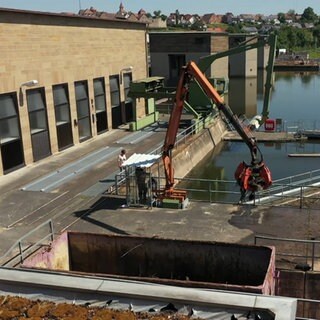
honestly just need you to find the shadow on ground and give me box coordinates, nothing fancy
[73,196,130,235]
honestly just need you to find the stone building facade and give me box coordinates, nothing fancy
[0,8,148,175]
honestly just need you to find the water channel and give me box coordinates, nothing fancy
[183,71,320,202]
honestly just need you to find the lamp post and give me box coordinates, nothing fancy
[120,66,133,84]
[19,80,39,106]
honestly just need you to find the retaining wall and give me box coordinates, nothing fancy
[170,117,227,180]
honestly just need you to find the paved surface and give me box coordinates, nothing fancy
[0,125,320,270]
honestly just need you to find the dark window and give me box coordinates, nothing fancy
[168,54,186,86]
[26,88,51,161]
[75,81,92,141]
[109,76,120,107]
[93,77,108,134]
[0,94,20,143]
[123,73,134,123]
[0,93,24,172]
[109,75,122,129]
[123,73,132,103]
[53,84,73,150]
[27,90,48,134]
[94,78,107,112]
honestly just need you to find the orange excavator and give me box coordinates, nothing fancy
[161,61,272,204]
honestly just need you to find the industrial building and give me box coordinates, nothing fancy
[0,7,148,176]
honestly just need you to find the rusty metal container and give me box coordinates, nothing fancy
[23,232,275,295]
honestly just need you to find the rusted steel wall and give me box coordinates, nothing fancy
[277,269,320,319]
[67,232,275,294]
[22,231,69,270]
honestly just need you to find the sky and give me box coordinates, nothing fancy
[0,0,319,16]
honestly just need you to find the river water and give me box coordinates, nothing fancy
[184,71,320,198]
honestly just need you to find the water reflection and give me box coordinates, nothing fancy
[257,71,320,122]
[226,77,258,118]
[184,141,320,202]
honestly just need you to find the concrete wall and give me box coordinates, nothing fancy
[22,231,69,270]
[172,117,227,179]
[0,8,148,175]
[229,35,258,78]
[210,33,229,78]
[149,32,229,85]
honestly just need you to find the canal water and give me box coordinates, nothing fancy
[184,71,320,200]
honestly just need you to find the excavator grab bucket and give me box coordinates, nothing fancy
[235,161,272,192]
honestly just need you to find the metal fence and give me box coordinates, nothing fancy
[283,120,320,133]
[0,219,54,267]
[172,174,320,209]
[254,234,320,320]
[254,234,320,271]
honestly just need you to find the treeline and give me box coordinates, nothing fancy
[276,26,320,50]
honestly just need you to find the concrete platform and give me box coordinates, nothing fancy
[223,130,302,142]
[0,125,319,271]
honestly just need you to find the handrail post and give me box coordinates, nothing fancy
[311,237,315,271]
[299,186,303,209]
[50,219,54,242]
[18,242,23,264]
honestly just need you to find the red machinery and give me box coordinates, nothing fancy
[161,61,272,203]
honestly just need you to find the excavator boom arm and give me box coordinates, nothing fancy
[162,60,272,194]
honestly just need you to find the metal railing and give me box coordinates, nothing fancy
[254,234,320,320]
[149,113,220,156]
[113,172,320,209]
[283,120,320,133]
[0,219,54,267]
[172,174,320,209]
[254,235,320,271]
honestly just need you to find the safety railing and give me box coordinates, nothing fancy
[254,235,320,320]
[149,113,220,157]
[171,175,320,209]
[113,173,320,208]
[0,219,54,268]
[283,120,320,133]
[254,234,320,271]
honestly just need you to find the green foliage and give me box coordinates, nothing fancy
[278,12,286,24]
[153,10,161,18]
[301,7,318,22]
[226,23,243,33]
[276,25,316,50]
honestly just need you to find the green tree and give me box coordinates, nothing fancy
[160,14,167,21]
[301,7,318,22]
[313,25,320,47]
[153,10,161,18]
[175,9,180,25]
[296,29,313,47]
[287,9,296,20]
[278,12,286,24]
[191,20,206,31]
[226,23,243,33]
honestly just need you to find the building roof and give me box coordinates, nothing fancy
[0,6,146,26]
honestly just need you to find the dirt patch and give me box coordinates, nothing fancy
[0,295,200,320]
